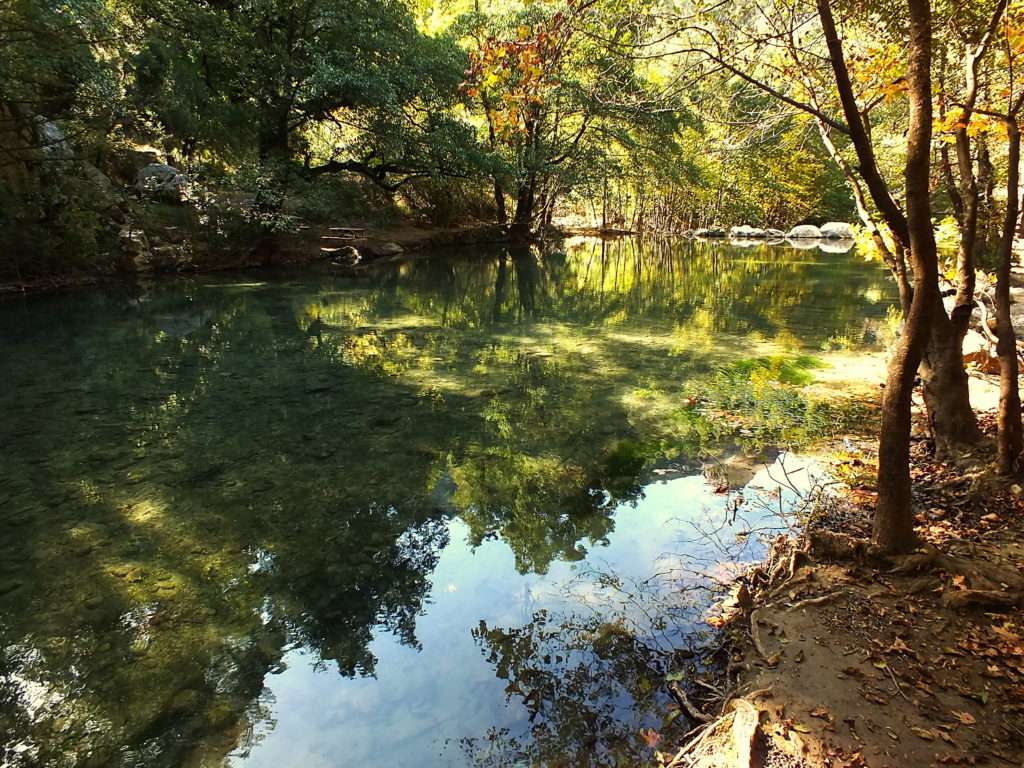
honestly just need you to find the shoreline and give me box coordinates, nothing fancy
[0,221,512,299]
[663,396,1024,768]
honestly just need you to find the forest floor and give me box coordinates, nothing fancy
[666,403,1024,768]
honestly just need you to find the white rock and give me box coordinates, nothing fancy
[786,224,823,239]
[820,221,855,239]
[135,163,191,203]
[729,225,766,238]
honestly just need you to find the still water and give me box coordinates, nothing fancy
[0,238,894,767]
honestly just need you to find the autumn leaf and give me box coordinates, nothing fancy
[951,710,976,725]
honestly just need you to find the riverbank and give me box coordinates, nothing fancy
[663,404,1024,768]
[0,218,510,297]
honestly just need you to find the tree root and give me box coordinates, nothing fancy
[748,609,779,666]
[669,681,714,723]
[808,530,869,562]
[785,590,847,611]
[942,589,1023,611]
[890,544,1024,591]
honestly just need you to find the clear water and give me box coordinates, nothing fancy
[0,237,894,767]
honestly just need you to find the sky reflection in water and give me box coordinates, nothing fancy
[0,238,893,767]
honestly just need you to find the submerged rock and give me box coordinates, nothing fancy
[786,224,823,239]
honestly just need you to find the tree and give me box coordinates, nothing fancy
[127,0,480,188]
[462,0,683,239]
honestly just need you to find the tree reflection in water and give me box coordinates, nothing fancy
[0,237,893,767]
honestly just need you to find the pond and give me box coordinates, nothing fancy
[0,237,895,767]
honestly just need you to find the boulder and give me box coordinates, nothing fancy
[135,163,191,203]
[33,116,73,160]
[820,221,855,239]
[329,246,361,266]
[765,228,786,239]
[729,225,767,238]
[119,225,152,272]
[361,241,404,258]
[787,224,823,239]
[694,227,726,238]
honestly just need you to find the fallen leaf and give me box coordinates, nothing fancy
[951,710,976,725]
[911,726,935,741]
[887,637,913,654]
[640,728,661,748]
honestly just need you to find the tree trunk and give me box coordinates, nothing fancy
[494,180,508,225]
[920,302,982,457]
[510,179,535,243]
[817,7,981,456]
[874,0,938,554]
[996,120,1023,474]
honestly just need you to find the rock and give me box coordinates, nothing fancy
[820,221,855,239]
[962,329,1000,374]
[361,241,404,258]
[135,163,191,203]
[729,225,767,238]
[81,162,120,207]
[694,227,726,238]
[328,245,361,266]
[33,116,73,160]
[765,228,786,239]
[787,224,823,239]
[119,226,152,271]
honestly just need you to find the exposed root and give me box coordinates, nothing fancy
[942,588,1023,611]
[785,590,847,611]
[807,530,869,562]
[748,609,779,666]
[889,544,1024,607]
[668,681,714,724]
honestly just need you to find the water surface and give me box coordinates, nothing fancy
[0,238,894,767]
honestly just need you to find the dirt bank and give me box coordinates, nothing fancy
[661,414,1024,768]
